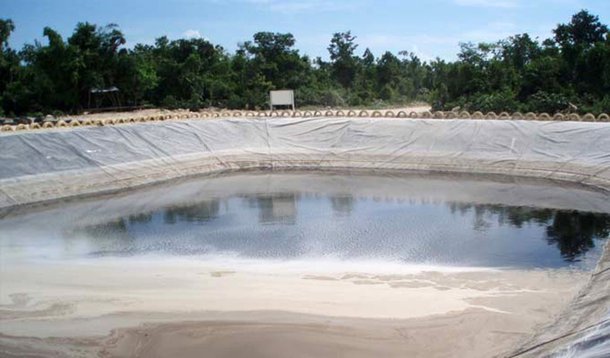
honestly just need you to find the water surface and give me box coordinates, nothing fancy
[1,172,609,270]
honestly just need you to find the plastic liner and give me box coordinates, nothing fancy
[1,117,609,210]
[511,247,610,357]
[1,116,609,355]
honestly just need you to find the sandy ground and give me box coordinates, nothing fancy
[0,255,588,358]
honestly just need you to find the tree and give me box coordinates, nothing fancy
[67,23,126,108]
[554,10,608,49]
[554,10,609,85]
[500,34,541,70]
[2,10,610,116]
[0,19,14,50]
[328,31,359,89]
[116,44,158,106]
[243,32,310,90]
[0,19,21,115]
[376,52,402,100]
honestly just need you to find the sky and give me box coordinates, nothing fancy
[2,0,609,61]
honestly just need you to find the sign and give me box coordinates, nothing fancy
[270,90,295,110]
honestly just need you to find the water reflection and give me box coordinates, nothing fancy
[64,193,610,268]
[244,194,298,225]
[547,211,610,262]
[330,195,354,217]
[163,200,220,224]
[70,219,135,241]
[449,203,610,262]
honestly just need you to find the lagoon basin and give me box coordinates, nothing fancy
[1,171,609,357]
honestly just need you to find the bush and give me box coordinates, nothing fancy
[185,96,203,111]
[595,96,610,114]
[227,94,245,110]
[580,95,610,115]
[438,97,466,112]
[464,90,519,113]
[26,111,44,118]
[345,91,363,107]
[379,84,397,101]
[295,87,322,107]
[161,95,179,109]
[354,88,376,106]
[524,91,569,113]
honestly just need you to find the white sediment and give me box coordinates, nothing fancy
[0,253,586,338]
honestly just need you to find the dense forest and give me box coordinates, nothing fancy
[0,10,608,117]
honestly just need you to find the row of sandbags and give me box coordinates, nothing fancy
[2,109,609,132]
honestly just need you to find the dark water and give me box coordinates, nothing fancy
[79,198,609,268]
[2,173,609,269]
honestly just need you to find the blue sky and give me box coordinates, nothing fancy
[2,0,609,61]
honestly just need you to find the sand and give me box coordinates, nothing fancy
[0,255,588,358]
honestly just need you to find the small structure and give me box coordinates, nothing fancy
[269,90,295,111]
[88,87,121,110]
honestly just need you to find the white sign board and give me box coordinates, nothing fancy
[270,90,295,110]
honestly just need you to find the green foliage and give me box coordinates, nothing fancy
[580,95,610,114]
[432,9,609,114]
[525,91,570,113]
[554,10,608,49]
[0,19,15,49]
[161,95,179,109]
[468,91,520,113]
[1,10,610,116]
[328,31,359,89]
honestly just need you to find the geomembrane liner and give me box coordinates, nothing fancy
[1,116,609,357]
[1,117,609,209]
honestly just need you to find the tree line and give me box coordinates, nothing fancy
[0,10,608,117]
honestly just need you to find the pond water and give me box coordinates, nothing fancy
[1,172,609,270]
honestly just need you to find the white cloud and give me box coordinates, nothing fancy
[183,29,202,39]
[454,0,519,8]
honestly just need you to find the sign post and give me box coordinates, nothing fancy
[270,90,295,111]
